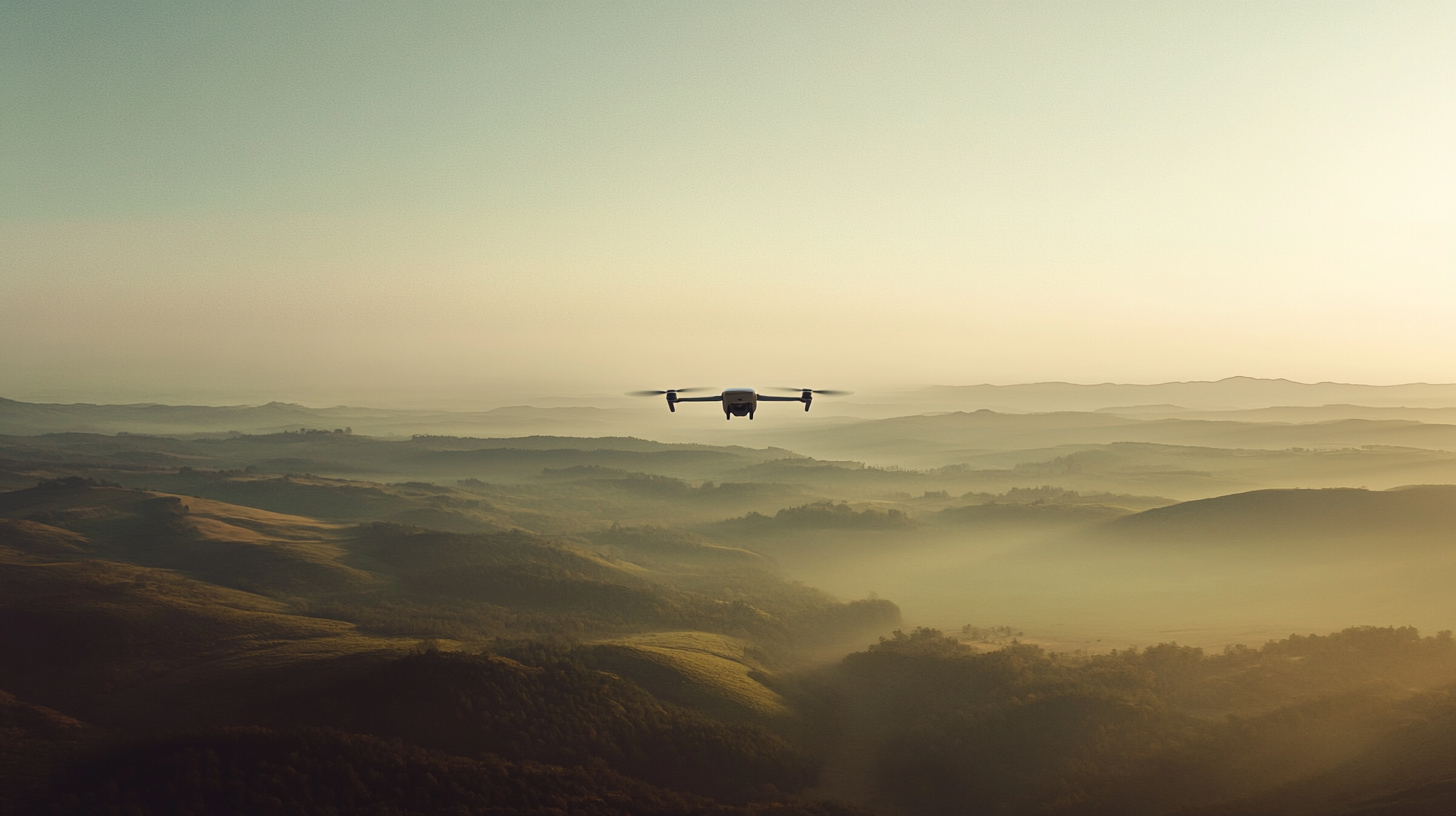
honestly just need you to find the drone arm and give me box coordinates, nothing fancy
[670,395,724,403]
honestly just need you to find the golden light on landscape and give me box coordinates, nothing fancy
[3,4,1456,814]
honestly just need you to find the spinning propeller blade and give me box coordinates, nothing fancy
[772,388,854,396]
[625,388,711,397]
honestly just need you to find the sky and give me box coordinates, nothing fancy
[3,1,1454,407]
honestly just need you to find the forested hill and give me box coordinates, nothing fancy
[817,626,1456,815]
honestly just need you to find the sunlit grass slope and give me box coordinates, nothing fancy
[0,477,376,595]
[593,630,789,720]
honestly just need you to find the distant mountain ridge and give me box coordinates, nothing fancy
[916,377,1456,412]
[10,377,1456,439]
[0,396,635,438]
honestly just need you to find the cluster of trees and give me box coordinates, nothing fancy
[719,502,914,532]
[960,624,1024,643]
[10,640,886,815]
[949,485,1166,509]
[38,727,873,816]
[299,648,814,800]
[931,501,1127,527]
[826,626,1456,814]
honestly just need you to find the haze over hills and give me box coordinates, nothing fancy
[0,396,642,439]
[10,0,1455,810]
[6,417,1456,645]
[749,411,1456,469]
[8,384,1456,814]
[1098,404,1456,423]
[11,377,1456,440]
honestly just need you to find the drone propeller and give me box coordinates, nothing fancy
[625,388,711,397]
[773,388,854,396]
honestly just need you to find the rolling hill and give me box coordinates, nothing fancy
[756,410,1456,469]
[1099,485,1456,551]
[0,476,900,812]
[0,479,900,660]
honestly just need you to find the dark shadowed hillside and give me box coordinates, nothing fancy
[34,725,878,816]
[813,626,1456,816]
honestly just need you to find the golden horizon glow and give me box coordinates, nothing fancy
[3,2,1454,406]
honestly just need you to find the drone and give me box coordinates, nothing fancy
[627,387,852,420]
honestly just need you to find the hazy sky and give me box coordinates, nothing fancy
[3,2,1454,406]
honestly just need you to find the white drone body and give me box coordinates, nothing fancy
[627,387,851,420]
